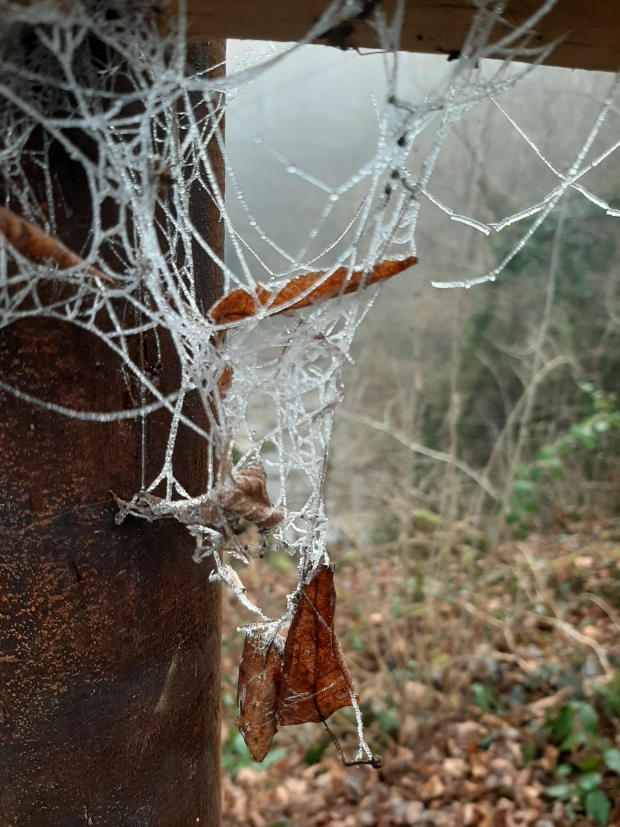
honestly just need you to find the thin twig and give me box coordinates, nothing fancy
[461,601,520,660]
[321,717,383,769]
[525,611,612,676]
[519,543,563,621]
[583,593,620,636]
[337,409,499,501]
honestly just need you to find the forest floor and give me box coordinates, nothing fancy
[220,514,620,827]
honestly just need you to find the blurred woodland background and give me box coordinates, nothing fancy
[222,44,620,827]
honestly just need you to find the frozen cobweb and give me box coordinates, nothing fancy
[1,0,619,763]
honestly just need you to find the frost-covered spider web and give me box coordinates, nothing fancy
[1,0,619,762]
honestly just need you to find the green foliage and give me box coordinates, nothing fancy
[349,631,364,651]
[602,671,620,720]
[471,682,500,713]
[456,198,620,530]
[507,384,620,535]
[370,512,400,544]
[221,727,287,776]
[542,692,620,825]
[377,706,400,734]
[304,740,329,766]
[264,549,297,573]
[411,509,441,532]
[585,790,611,827]
[603,749,620,772]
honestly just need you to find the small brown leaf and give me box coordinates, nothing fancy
[419,774,446,802]
[0,205,116,284]
[210,283,271,325]
[234,632,284,763]
[217,364,233,397]
[210,257,417,326]
[271,257,417,313]
[278,564,355,726]
[221,465,284,531]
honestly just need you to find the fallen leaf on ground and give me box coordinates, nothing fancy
[419,774,445,801]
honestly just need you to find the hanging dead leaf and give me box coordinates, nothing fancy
[277,563,355,726]
[234,632,284,763]
[233,564,380,768]
[0,205,116,285]
[221,465,284,531]
[113,463,282,534]
[210,257,417,325]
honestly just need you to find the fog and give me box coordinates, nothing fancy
[224,41,620,540]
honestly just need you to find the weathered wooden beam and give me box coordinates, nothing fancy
[0,34,225,827]
[182,0,620,74]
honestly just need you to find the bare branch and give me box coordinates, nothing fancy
[337,408,500,501]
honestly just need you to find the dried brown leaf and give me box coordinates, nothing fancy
[234,632,284,763]
[0,205,116,284]
[278,564,355,726]
[210,284,271,325]
[419,774,446,802]
[234,564,357,765]
[217,364,233,397]
[529,685,573,716]
[221,465,284,531]
[273,256,417,312]
[210,257,417,326]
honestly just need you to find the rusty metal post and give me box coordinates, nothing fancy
[0,32,225,827]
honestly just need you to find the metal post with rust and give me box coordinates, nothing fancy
[0,26,226,827]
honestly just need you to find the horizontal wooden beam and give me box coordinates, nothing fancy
[182,1,620,74]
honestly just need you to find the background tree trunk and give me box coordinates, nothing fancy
[0,37,225,827]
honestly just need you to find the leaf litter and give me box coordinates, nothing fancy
[222,515,620,826]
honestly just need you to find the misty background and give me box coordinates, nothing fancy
[223,42,620,545]
[219,42,620,825]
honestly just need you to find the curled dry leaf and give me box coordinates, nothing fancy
[278,563,355,726]
[211,283,271,325]
[210,257,417,326]
[212,257,417,402]
[113,463,282,533]
[234,632,284,763]
[221,465,284,531]
[235,563,356,762]
[0,205,116,285]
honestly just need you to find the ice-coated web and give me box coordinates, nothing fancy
[2,0,619,760]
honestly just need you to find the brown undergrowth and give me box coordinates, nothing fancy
[221,514,620,827]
